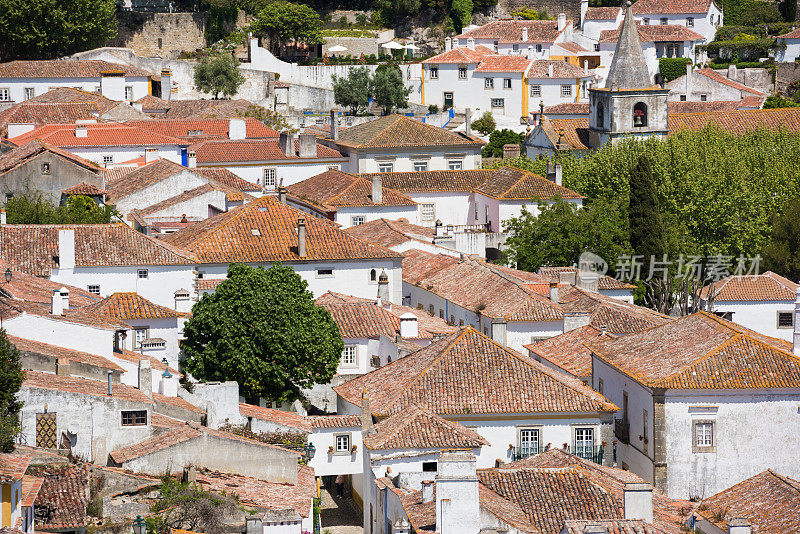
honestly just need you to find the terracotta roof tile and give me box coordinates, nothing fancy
[0,89,118,135]
[540,117,592,150]
[779,27,800,39]
[161,195,401,264]
[344,218,435,248]
[154,392,205,414]
[239,403,311,432]
[544,102,590,115]
[287,170,417,209]
[191,138,343,163]
[62,182,106,196]
[135,95,170,110]
[21,475,44,508]
[306,414,362,428]
[600,24,705,42]
[667,100,742,113]
[695,470,800,533]
[631,0,716,14]
[584,7,621,19]
[9,122,186,148]
[83,291,187,320]
[362,169,493,193]
[136,183,251,217]
[109,425,202,463]
[0,262,99,307]
[194,167,261,191]
[397,488,436,532]
[457,19,571,43]
[422,46,496,64]
[561,520,666,534]
[701,271,798,302]
[0,60,153,79]
[28,464,88,529]
[538,267,636,291]
[558,286,673,335]
[103,349,179,376]
[11,335,124,371]
[668,107,800,133]
[150,412,185,429]
[0,297,130,329]
[0,139,102,176]
[694,69,764,96]
[0,453,31,483]
[159,99,258,120]
[363,404,489,450]
[474,55,533,73]
[525,325,611,378]
[23,370,152,403]
[335,327,617,416]
[473,166,583,200]
[527,60,592,79]
[331,114,483,149]
[125,118,278,141]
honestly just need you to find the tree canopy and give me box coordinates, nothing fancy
[628,155,667,262]
[482,129,523,158]
[5,192,120,224]
[251,1,323,55]
[372,65,411,115]
[0,0,117,61]
[181,263,343,403]
[193,53,246,99]
[332,66,373,115]
[0,330,24,452]
[763,197,800,282]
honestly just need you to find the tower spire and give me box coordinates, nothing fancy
[605,1,651,89]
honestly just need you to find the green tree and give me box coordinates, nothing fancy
[0,330,24,452]
[0,0,117,61]
[57,195,120,224]
[252,1,323,56]
[5,191,120,224]
[482,129,523,158]
[628,155,667,262]
[450,0,473,32]
[147,476,238,534]
[203,0,239,44]
[372,65,411,115]
[181,263,343,403]
[763,94,800,109]
[762,198,800,281]
[332,67,373,115]
[193,53,246,99]
[471,111,496,135]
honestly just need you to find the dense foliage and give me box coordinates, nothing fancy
[251,1,323,54]
[204,0,240,44]
[193,53,246,99]
[5,193,120,224]
[181,263,343,403]
[722,0,783,25]
[658,58,691,83]
[0,0,117,61]
[333,65,411,115]
[482,129,523,158]
[472,111,496,135]
[218,423,307,450]
[628,155,667,261]
[763,94,800,109]
[762,198,800,281]
[148,477,238,534]
[0,331,24,452]
[333,67,374,115]
[372,65,412,115]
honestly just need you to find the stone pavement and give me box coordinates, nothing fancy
[320,485,363,534]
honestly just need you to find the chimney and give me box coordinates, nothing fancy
[623,483,653,524]
[399,313,419,338]
[549,278,558,303]
[727,519,751,534]
[503,143,520,160]
[435,451,480,534]
[60,287,69,310]
[522,27,528,42]
[297,218,307,258]
[279,131,295,157]
[1,209,6,225]
[138,358,153,399]
[330,109,339,140]
[188,151,197,168]
[361,389,374,432]
[558,13,567,31]
[107,370,113,396]
[421,480,434,504]
[298,132,317,158]
[445,37,452,52]
[553,163,562,186]
[577,267,599,293]
[453,38,460,48]
[100,71,125,100]
[548,63,554,78]
[278,186,287,204]
[51,289,64,316]
[464,108,472,136]
[393,518,410,534]
[160,69,172,101]
[371,174,383,204]
[133,102,144,112]
[229,118,246,140]
[56,357,71,377]
[144,148,159,164]
[580,0,589,26]
[75,124,88,138]
[685,62,692,98]
[467,37,475,50]
[377,270,390,307]
[793,286,800,357]
[527,45,533,59]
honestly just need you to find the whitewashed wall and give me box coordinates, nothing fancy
[201,159,348,187]
[707,300,795,342]
[335,205,420,228]
[65,145,183,167]
[307,424,364,476]
[4,314,114,357]
[347,147,482,174]
[0,76,149,105]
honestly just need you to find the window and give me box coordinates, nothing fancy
[561,84,573,98]
[421,203,435,221]
[491,98,504,108]
[263,168,277,189]
[660,18,668,24]
[327,165,340,171]
[642,409,649,453]
[429,304,435,316]
[693,421,715,452]
[370,269,377,282]
[512,44,519,52]
[596,101,605,126]
[574,428,595,457]
[335,434,351,452]
[422,461,437,472]
[680,94,687,101]
[778,311,794,328]
[413,161,428,172]
[121,410,147,426]
[378,162,394,173]
[317,268,333,277]
[700,94,707,101]
[493,40,499,51]
[633,102,648,127]
[459,319,464,326]
[519,428,540,457]
[594,43,600,52]
[643,17,650,25]
[24,88,35,100]
[597,378,604,395]
[485,78,494,89]
[439,310,444,319]
[88,284,100,295]
[137,269,149,279]
[351,216,365,226]
[124,86,133,100]
[429,66,439,79]
[448,160,463,170]
[0,88,9,101]
[459,67,467,80]
[536,44,542,53]
[503,78,512,89]
[103,155,113,166]
[341,345,357,366]
[41,162,51,175]
[687,16,694,27]
[530,85,541,97]
[134,327,149,348]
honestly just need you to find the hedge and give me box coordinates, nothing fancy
[714,23,795,40]
[701,38,779,61]
[659,58,692,82]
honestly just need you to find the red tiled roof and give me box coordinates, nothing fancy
[23,370,152,403]
[10,335,124,372]
[194,167,261,192]
[192,138,343,163]
[701,271,799,302]
[668,107,800,133]
[0,89,119,136]
[62,182,106,196]
[161,195,401,264]
[98,349,180,376]
[8,122,186,148]
[239,403,311,433]
[538,266,636,291]
[0,60,153,79]
[590,311,800,389]
[104,158,193,203]
[473,166,583,200]
[695,470,800,533]
[561,520,666,534]
[344,218,435,248]
[150,412,185,429]
[778,27,800,39]
[694,69,765,96]
[0,297,129,330]
[457,19,571,43]
[558,286,673,335]
[584,7,621,19]
[632,0,716,15]
[600,24,705,42]
[109,425,201,463]
[0,453,31,483]
[125,118,279,141]
[331,114,483,149]
[527,60,591,79]
[422,45,496,64]
[739,95,766,108]
[287,169,417,209]
[540,117,592,150]
[363,404,489,450]
[667,100,742,114]
[306,414,362,429]
[29,464,88,529]
[158,99,259,120]
[135,94,170,110]
[544,102,590,115]
[83,291,188,320]
[0,260,100,307]
[198,278,224,291]
[154,392,205,414]
[525,325,611,378]
[20,475,44,508]
[364,169,493,193]
[554,42,591,54]
[474,55,533,73]
[335,327,617,416]
[0,139,102,175]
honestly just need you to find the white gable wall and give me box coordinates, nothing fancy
[0,76,150,104]
[706,299,796,342]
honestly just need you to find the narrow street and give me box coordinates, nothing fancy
[319,485,363,534]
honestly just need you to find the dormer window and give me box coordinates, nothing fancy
[633,102,648,127]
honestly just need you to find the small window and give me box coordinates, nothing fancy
[0,88,10,102]
[459,319,464,326]
[680,94,687,101]
[493,40,499,51]
[124,86,133,101]
[594,43,600,52]
[519,428,540,457]
[439,310,444,319]
[134,327,149,348]
[448,160,463,170]
[327,165,340,171]
[491,98,504,108]
[378,162,394,173]
[574,428,595,457]
[335,434,351,452]
[264,168,277,189]
[512,44,519,52]
[633,102,648,127]
[317,268,334,277]
[660,18,668,25]
[413,161,428,172]
[420,203,435,221]
[422,461,437,472]
[341,345,357,366]
[530,85,542,97]
[596,101,605,126]
[700,94,707,102]
[429,67,439,79]
[137,269,149,279]
[24,88,35,101]
[503,78,512,89]
[643,17,650,25]
[686,17,694,27]
[598,378,604,395]
[121,410,147,426]
[693,421,715,451]
[41,162,51,175]
[458,67,467,80]
[351,216,365,226]
[536,44,542,53]
[778,311,794,328]
[428,304,435,316]
[484,78,494,89]
[450,315,454,324]
[561,84,573,98]
[103,156,113,166]
[370,269,377,282]
[643,409,649,453]
[88,284,100,295]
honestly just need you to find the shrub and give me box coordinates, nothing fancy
[659,58,692,82]
[763,94,800,108]
[428,104,439,114]
[472,111,496,135]
[482,128,522,157]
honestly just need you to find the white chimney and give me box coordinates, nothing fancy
[144,148,159,164]
[138,358,153,399]
[107,370,113,396]
[75,125,88,138]
[279,131,295,157]
[330,109,339,140]
[549,278,558,303]
[623,483,653,524]
[445,37,452,52]
[467,37,475,50]
[793,286,800,357]
[298,132,317,158]
[465,108,472,136]
[421,480,434,504]
[558,13,567,32]
[727,519,751,534]
[522,27,528,42]
[377,271,390,307]
[7,123,35,139]
[453,38,460,48]
[51,289,64,316]
[527,45,533,59]
[188,151,197,168]
[229,118,246,140]
[132,102,144,112]
[161,69,172,101]
[1,208,6,225]
[580,0,589,26]
[58,229,76,271]
[435,451,480,534]
[297,218,307,258]
[60,287,69,310]
[371,174,383,204]
[399,313,419,338]
[685,62,692,98]
[100,71,125,101]
[554,163,562,186]
[548,63,554,77]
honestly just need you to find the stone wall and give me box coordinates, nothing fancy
[777,62,800,94]
[109,12,209,59]
[495,0,581,20]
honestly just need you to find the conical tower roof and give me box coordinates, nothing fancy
[605,1,652,89]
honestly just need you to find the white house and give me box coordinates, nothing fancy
[525,60,594,115]
[321,114,483,174]
[699,271,799,342]
[665,66,765,102]
[777,27,800,63]
[0,59,154,104]
[590,311,800,499]
[538,266,636,302]
[455,17,574,57]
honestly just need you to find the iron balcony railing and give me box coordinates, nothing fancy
[512,445,604,465]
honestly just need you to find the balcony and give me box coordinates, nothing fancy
[511,445,604,465]
[615,418,630,444]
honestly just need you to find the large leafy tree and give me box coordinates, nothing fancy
[252,1,323,56]
[181,263,343,403]
[0,0,117,61]
[629,155,667,262]
[482,129,523,158]
[372,65,411,115]
[0,330,24,452]
[763,198,800,281]
[332,67,373,116]
[5,192,120,224]
[193,54,246,99]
